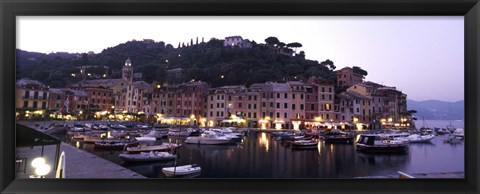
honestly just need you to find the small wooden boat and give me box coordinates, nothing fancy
[162,164,201,177]
[291,140,318,149]
[119,151,176,162]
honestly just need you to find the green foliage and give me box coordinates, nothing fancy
[17,38,338,88]
[352,66,368,76]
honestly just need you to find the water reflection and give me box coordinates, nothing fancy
[64,131,463,178]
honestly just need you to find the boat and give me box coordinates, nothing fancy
[323,130,354,144]
[168,128,193,136]
[144,129,168,139]
[356,134,409,153]
[418,117,433,134]
[184,131,232,145]
[435,128,449,135]
[70,127,85,132]
[98,124,109,130]
[290,140,318,149]
[94,140,139,150]
[162,164,201,177]
[119,151,176,162]
[125,143,181,154]
[443,135,462,144]
[453,128,464,139]
[395,134,435,143]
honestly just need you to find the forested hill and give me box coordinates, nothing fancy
[16,37,338,88]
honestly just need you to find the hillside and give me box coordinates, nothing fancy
[16,37,337,88]
[407,99,464,120]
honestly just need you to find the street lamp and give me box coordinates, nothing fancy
[31,157,51,178]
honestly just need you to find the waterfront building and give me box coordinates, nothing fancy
[245,86,262,128]
[346,91,371,129]
[70,58,154,116]
[206,85,246,127]
[48,87,105,120]
[15,78,49,120]
[336,67,364,87]
[307,77,335,123]
[286,81,307,130]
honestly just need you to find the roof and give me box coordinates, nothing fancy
[16,123,61,147]
[346,91,371,100]
[78,79,124,88]
[133,81,153,90]
[49,88,64,94]
[16,78,45,87]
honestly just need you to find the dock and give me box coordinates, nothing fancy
[16,121,145,179]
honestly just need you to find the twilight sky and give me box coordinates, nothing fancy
[17,16,464,102]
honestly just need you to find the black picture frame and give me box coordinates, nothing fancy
[1,0,479,193]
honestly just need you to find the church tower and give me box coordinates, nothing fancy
[122,58,133,83]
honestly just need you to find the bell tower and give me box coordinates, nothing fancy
[122,58,133,82]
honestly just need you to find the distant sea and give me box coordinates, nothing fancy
[414,119,464,129]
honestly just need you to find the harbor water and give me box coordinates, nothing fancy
[63,119,464,178]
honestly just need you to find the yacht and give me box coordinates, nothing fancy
[184,131,232,145]
[356,134,409,153]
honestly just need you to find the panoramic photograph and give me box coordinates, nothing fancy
[15,16,464,179]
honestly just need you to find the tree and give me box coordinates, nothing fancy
[265,36,280,46]
[320,59,336,70]
[277,42,286,47]
[352,66,368,76]
[286,42,303,53]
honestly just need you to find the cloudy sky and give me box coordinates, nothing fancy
[17,16,464,102]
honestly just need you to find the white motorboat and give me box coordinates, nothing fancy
[184,131,232,145]
[453,128,464,139]
[135,136,157,142]
[168,128,192,136]
[119,151,176,162]
[162,164,201,177]
[126,142,181,154]
[145,129,168,139]
[395,134,435,143]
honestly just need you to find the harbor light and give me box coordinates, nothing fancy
[35,164,51,178]
[31,157,46,168]
[156,84,161,89]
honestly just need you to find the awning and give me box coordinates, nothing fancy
[16,123,61,147]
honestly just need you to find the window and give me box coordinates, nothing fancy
[300,104,304,110]
[238,103,242,108]
[248,95,252,101]
[284,112,287,118]
[222,95,224,100]
[322,87,325,92]
[93,91,95,95]
[239,96,242,100]
[253,113,257,118]
[306,95,310,100]
[217,95,219,100]
[34,91,39,99]
[270,112,273,118]
[104,92,106,96]
[254,96,257,101]
[92,99,95,103]
[357,108,359,113]
[262,93,266,98]
[216,112,219,117]
[329,95,332,100]
[221,103,224,108]
[228,95,231,101]
[325,104,330,111]
[270,102,273,107]
[329,87,332,93]
[33,101,38,109]
[210,104,213,109]
[270,93,273,98]
[262,102,266,107]
[211,96,213,101]
[254,104,257,109]
[276,112,280,118]
[284,103,287,109]
[322,95,325,100]
[248,104,251,109]
[276,103,280,108]
[301,94,304,99]
[217,103,219,108]
[292,94,295,99]
[284,93,287,98]
[23,101,28,108]
[310,104,315,110]
[292,104,296,110]
[24,91,29,98]
[277,93,280,98]
[56,95,60,100]
[248,112,251,118]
